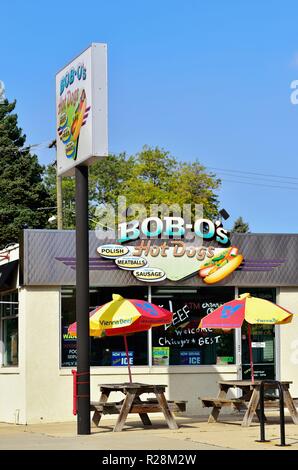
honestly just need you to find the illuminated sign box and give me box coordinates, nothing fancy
[56,43,108,176]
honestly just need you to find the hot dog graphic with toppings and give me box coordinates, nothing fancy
[57,89,90,160]
[199,246,243,284]
[71,89,87,142]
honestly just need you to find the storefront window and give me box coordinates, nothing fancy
[0,291,18,367]
[239,288,276,380]
[61,286,237,368]
[61,286,149,367]
[151,287,235,366]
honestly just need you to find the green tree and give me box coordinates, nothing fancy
[45,145,221,229]
[232,216,250,233]
[118,147,220,219]
[44,153,135,228]
[90,152,135,207]
[0,100,53,248]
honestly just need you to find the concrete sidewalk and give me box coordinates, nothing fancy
[0,414,298,450]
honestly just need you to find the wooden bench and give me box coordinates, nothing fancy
[202,380,298,427]
[258,396,298,409]
[92,383,185,431]
[90,400,124,416]
[200,395,298,415]
[145,398,187,413]
[91,398,187,420]
[200,396,246,411]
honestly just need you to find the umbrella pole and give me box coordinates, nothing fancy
[124,335,132,384]
[247,323,255,383]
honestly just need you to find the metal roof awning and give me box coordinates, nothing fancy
[22,230,298,287]
[0,260,18,291]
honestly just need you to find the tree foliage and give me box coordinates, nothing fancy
[232,216,250,233]
[44,145,221,229]
[0,100,53,248]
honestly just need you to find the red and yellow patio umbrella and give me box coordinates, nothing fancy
[68,294,172,382]
[199,293,293,382]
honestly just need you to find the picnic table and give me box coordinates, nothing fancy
[200,379,298,427]
[91,382,186,432]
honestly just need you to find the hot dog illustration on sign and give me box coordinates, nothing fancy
[58,89,90,160]
[199,246,243,284]
[57,68,91,161]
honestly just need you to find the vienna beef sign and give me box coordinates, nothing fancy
[97,216,244,284]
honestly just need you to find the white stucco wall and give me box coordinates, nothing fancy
[277,288,298,399]
[24,287,63,423]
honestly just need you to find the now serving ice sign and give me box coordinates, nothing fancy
[56,43,108,176]
[180,350,201,365]
[112,351,134,366]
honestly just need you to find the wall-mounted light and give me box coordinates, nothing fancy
[219,208,230,220]
[48,215,57,224]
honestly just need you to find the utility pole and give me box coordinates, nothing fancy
[56,173,63,229]
[49,140,63,229]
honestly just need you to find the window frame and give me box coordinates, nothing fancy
[59,286,150,368]
[150,286,236,367]
[0,290,19,368]
[59,285,238,369]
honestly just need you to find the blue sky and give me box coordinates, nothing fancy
[1,0,298,232]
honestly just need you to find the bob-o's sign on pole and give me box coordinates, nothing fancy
[56,44,107,435]
[56,43,108,176]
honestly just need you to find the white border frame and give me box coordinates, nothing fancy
[275,287,281,380]
[234,286,242,380]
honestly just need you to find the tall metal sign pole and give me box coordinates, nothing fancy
[56,44,108,434]
[75,165,90,434]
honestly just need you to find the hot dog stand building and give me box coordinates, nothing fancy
[0,229,298,424]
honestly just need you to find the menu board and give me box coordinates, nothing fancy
[61,326,77,367]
